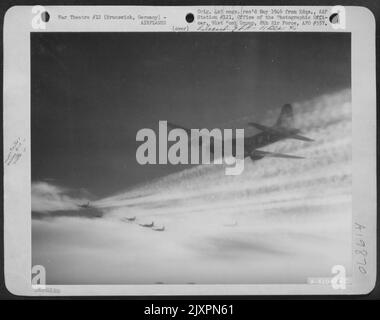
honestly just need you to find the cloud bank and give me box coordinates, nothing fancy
[31,181,92,213]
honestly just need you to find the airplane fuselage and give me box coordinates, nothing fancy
[211,131,283,160]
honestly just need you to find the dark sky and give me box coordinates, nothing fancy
[31,32,350,197]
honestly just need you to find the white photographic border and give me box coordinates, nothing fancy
[3,5,376,295]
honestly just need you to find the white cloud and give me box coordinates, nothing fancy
[33,89,353,284]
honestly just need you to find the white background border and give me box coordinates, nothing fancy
[3,5,376,296]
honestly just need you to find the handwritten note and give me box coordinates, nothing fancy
[195,8,330,32]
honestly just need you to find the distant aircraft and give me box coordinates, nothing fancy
[78,201,91,209]
[153,225,165,232]
[122,216,136,222]
[139,221,154,228]
[168,103,313,161]
[224,220,238,227]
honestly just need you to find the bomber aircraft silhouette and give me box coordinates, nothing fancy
[78,201,91,209]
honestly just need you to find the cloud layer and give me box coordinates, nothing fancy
[32,89,352,284]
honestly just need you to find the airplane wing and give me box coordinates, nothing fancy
[248,122,280,135]
[247,122,313,142]
[253,150,304,159]
[167,122,221,153]
[289,134,314,142]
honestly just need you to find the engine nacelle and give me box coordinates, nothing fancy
[249,151,265,161]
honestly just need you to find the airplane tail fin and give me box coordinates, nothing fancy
[276,104,294,129]
[248,103,313,142]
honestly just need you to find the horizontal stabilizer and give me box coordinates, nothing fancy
[167,122,191,135]
[167,122,221,153]
[253,150,304,159]
[248,122,313,142]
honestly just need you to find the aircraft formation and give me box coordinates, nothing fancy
[76,202,165,231]
[123,216,165,232]
[168,103,313,161]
